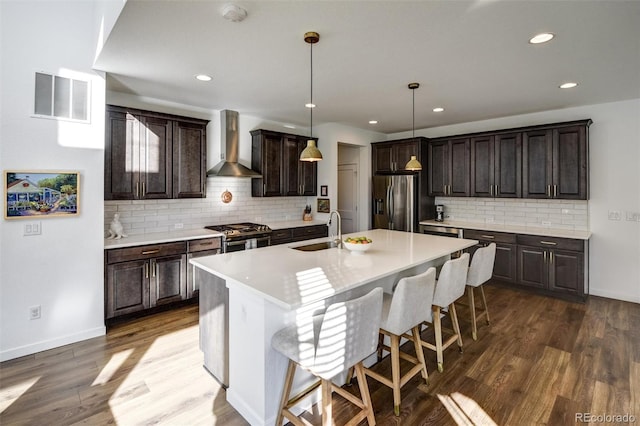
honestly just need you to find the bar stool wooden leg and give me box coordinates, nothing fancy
[321,379,332,426]
[480,285,490,324]
[354,362,376,426]
[468,287,478,340]
[390,333,401,416]
[433,305,444,373]
[449,303,463,352]
[277,360,297,426]
[411,325,429,383]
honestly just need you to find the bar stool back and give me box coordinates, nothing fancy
[466,243,496,340]
[272,287,383,426]
[421,253,470,372]
[364,267,436,416]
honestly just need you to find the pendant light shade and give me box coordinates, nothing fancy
[300,31,323,162]
[300,139,323,161]
[405,82,423,171]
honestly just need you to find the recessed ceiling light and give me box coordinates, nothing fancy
[305,103,316,108]
[559,82,578,89]
[369,120,378,124]
[195,74,212,82]
[529,33,554,44]
[433,107,445,113]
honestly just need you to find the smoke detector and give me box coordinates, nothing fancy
[222,4,247,22]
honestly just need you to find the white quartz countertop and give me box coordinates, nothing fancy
[104,229,224,249]
[419,220,591,240]
[191,229,477,310]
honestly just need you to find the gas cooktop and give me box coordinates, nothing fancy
[205,222,271,239]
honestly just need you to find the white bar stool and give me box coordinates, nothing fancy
[420,253,470,373]
[466,243,496,340]
[364,267,436,416]
[271,288,383,426]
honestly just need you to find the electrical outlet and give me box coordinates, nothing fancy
[541,221,551,227]
[29,305,41,320]
[626,211,640,222]
[485,217,495,224]
[608,210,622,221]
[24,222,42,236]
[174,223,184,229]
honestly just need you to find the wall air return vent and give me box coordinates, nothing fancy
[33,72,90,122]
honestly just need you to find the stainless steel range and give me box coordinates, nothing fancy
[205,222,271,252]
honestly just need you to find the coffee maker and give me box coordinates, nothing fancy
[435,204,445,222]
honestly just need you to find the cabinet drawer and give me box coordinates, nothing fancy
[463,229,516,244]
[292,225,328,240]
[188,238,221,253]
[516,234,584,252]
[270,229,293,245]
[107,241,187,264]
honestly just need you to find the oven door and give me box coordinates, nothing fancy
[224,236,271,253]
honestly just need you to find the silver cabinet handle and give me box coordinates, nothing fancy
[553,185,557,198]
[490,185,493,197]
[141,182,145,197]
[263,184,266,195]
[152,260,156,278]
[540,241,557,246]
[543,251,547,262]
[547,185,551,197]
[550,251,554,263]
[480,235,495,239]
[145,262,149,279]
[135,182,140,198]
[141,249,160,255]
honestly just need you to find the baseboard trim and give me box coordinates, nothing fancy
[0,326,106,362]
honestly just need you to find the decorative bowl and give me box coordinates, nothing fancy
[343,237,373,254]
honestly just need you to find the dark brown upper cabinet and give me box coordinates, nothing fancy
[470,133,522,198]
[372,138,426,174]
[105,105,208,200]
[251,129,317,197]
[427,138,470,197]
[523,120,590,200]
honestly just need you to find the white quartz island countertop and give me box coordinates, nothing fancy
[191,228,477,310]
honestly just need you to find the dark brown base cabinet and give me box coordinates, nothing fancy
[464,229,587,301]
[463,230,517,284]
[270,225,328,245]
[105,237,221,320]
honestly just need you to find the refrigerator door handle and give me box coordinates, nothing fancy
[389,182,395,227]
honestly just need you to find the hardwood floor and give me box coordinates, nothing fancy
[1,284,638,425]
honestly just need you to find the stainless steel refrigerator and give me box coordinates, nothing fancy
[372,174,418,232]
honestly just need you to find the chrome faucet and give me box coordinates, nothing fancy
[327,210,343,249]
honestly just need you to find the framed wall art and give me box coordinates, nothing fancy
[4,170,80,219]
[317,198,330,213]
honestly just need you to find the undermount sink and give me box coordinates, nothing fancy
[291,241,337,252]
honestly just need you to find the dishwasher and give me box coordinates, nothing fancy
[419,224,464,258]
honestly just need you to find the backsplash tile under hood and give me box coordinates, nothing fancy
[104,178,311,236]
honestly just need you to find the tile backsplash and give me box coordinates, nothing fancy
[104,178,312,236]
[435,197,589,231]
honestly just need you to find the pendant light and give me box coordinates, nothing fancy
[404,82,423,171]
[300,31,323,162]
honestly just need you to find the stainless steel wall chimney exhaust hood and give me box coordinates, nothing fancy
[206,109,261,178]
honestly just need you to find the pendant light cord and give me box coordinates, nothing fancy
[412,86,415,139]
[310,40,313,138]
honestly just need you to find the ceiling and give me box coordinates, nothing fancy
[94,0,640,134]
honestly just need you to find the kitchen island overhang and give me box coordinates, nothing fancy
[191,229,477,426]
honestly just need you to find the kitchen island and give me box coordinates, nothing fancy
[191,229,477,426]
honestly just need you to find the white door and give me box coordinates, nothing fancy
[338,163,358,233]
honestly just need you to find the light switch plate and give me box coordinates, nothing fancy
[626,211,640,222]
[608,210,622,221]
[24,222,42,236]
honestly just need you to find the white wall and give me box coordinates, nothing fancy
[0,1,107,361]
[315,123,385,231]
[389,99,640,304]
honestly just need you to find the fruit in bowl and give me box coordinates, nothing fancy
[343,236,373,254]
